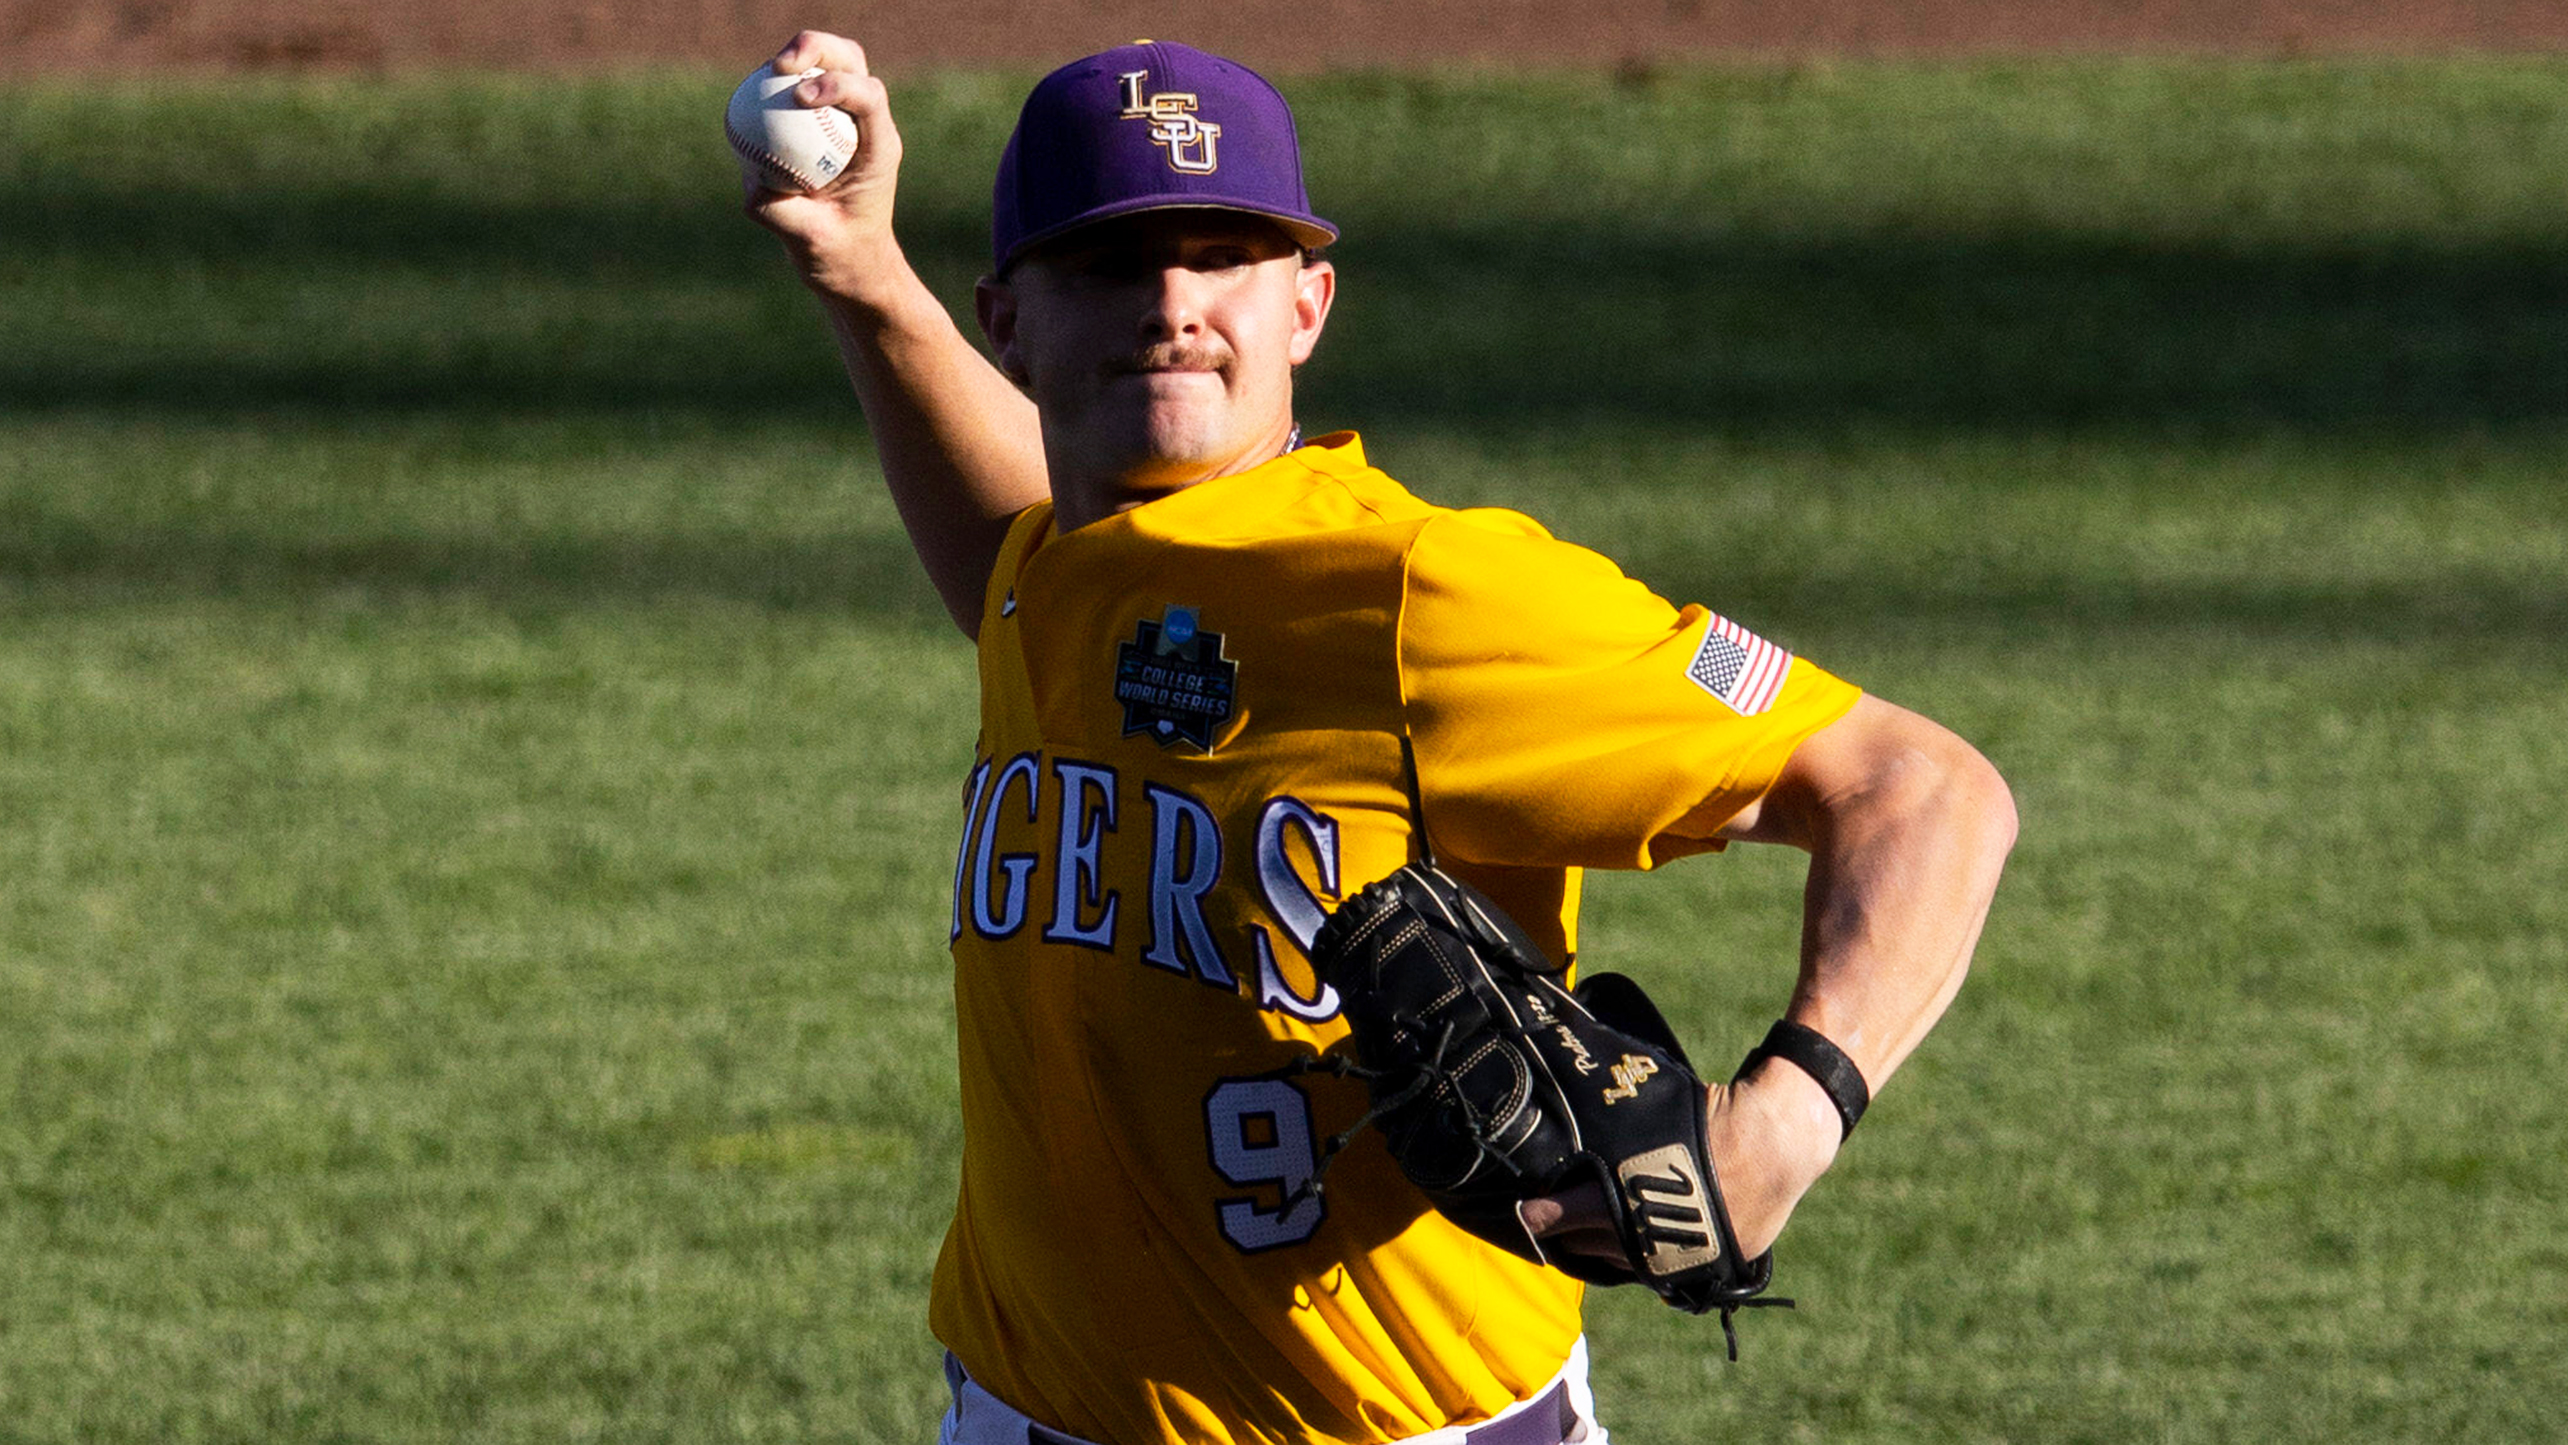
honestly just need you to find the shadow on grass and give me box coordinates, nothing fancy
[0,517,951,624]
[6,508,2559,644]
[8,182,2568,434]
[12,179,2565,635]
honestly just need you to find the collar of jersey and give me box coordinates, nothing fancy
[1041,430,1370,549]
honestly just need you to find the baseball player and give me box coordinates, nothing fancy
[746,32,2016,1445]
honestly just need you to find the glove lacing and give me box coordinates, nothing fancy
[1276,1016,1531,1211]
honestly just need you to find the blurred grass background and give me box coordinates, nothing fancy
[3,60,2565,1442]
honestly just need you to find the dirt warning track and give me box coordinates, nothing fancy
[5,0,2564,74]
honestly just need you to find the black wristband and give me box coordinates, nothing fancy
[1735,1019,1870,1142]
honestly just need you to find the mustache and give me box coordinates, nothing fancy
[1110,342,1231,376]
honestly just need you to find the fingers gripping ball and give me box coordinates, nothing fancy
[1308,863,1790,1355]
[725,63,858,194]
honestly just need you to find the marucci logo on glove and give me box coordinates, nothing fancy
[1685,612,1791,716]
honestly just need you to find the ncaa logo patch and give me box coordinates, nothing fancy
[1115,605,1239,751]
[1685,612,1792,716]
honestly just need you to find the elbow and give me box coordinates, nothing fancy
[1779,696,2018,871]
[1959,744,2019,865]
[1925,733,2018,887]
[1872,720,2018,870]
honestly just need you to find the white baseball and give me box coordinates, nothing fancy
[725,64,859,193]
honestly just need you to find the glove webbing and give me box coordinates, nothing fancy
[1277,1015,1530,1212]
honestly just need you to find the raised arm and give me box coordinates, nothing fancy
[1703,693,2019,1252]
[743,31,1048,639]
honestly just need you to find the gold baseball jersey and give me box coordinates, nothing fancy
[930,433,1860,1445]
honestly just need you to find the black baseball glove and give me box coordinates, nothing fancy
[1307,862,1788,1354]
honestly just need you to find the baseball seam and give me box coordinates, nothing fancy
[726,112,832,192]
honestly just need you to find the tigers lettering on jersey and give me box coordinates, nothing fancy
[1249,799,1343,1022]
[1041,759,1120,951]
[951,754,1345,1022]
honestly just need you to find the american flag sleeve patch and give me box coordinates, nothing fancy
[1684,612,1792,716]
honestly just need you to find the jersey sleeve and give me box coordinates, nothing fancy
[1397,508,1861,871]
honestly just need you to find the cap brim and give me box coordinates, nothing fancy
[999,198,1339,274]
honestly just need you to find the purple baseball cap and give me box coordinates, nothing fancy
[991,40,1338,275]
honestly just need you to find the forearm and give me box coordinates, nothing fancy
[1784,737,2016,1090]
[741,35,1051,640]
[1709,704,2017,1254]
[808,241,1048,637]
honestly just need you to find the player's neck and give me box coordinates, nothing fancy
[1046,421,1299,532]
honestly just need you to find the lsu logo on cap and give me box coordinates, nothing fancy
[1118,69,1220,174]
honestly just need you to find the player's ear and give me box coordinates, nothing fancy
[975,274,1031,388]
[1288,258,1335,367]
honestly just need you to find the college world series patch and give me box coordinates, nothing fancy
[1115,606,1238,751]
[1685,612,1792,716]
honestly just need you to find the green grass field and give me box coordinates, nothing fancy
[4,59,2565,1443]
